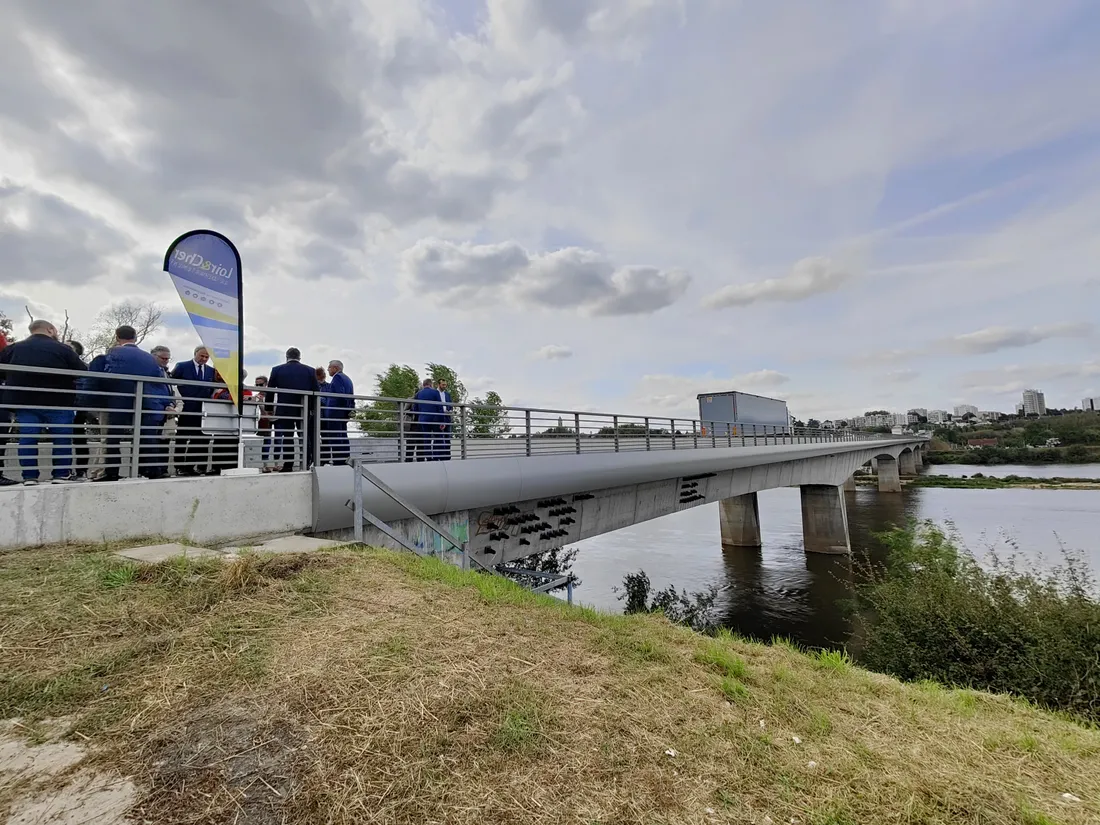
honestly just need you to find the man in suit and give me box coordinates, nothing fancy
[412,378,443,461]
[322,359,354,465]
[99,325,172,481]
[0,319,87,484]
[437,379,453,461]
[169,346,215,476]
[267,347,319,471]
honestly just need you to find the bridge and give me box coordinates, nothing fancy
[0,363,927,558]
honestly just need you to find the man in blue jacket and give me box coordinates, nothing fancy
[322,359,355,465]
[98,325,172,481]
[267,347,319,471]
[412,378,443,461]
[169,346,215,476]
[0,319,86,484]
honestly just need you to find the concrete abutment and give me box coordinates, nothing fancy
[899,450,918,475]
[719,492,762,547]
[876,456,902,493]
[799,484,851,554]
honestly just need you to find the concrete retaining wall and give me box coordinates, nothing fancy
[0,473,313,550]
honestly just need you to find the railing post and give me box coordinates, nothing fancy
[460,405,468,460]
[753,424,758,446]
[671,418,677,450]
[644,417,651,451]
[711,422,716,449]
[525,410,532,457]
[574,412,581,454]
[129,380,143,479]
[312,393,322,468]
[299,394,308,470]
[353,461,364,544]
[397,401,406,462]
[613,415,619,452]
[728,424,732,447]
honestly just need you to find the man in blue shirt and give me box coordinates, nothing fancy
[412,378,443,461]
[322,359,355,465]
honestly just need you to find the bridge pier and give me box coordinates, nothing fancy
[913,448,924,470]
[719,493,761,547]
[842,475,857,492]
[899,450,917,475]
[799,484,851,554]
[876,456,902,492]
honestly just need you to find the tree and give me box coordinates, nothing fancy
[354,364,421,434]
[806,418,821,429]
[0,310,14,343]
[86,300,164,355]
[468,390,511,438]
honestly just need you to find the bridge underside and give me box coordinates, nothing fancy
[313,439,925,565]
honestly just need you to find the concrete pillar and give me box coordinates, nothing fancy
[899,450,917,475]
[719,492,762,547]
[913,448,924,470]
[842,475,857,492]
[799,484,851,554]
[876,456,902,492]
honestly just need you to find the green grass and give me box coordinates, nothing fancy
[2,542,1099,825]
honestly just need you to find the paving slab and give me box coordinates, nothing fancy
[218,535,343,556]
[114,543,224,564]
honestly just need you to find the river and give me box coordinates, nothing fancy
[566,466,1100,650]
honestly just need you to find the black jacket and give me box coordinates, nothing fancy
[0,334,87,409]
[267,360,319,419]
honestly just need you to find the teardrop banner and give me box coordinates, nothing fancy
[162,230,244,409]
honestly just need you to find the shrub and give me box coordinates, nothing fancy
[855,521,1100,724]
[617,570,718,633]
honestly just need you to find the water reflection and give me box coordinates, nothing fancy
[568,478,1100,651]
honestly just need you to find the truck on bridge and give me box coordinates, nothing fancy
[697,390,790,436]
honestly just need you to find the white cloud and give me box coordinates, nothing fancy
[944,322,1094,355]
[533,344,574,360]
[702,257,854,309]
[401,238,690,315]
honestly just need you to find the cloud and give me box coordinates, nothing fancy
[533,344,574,360]
[0,182,132,285]
[632,370,792,414]
[959,362,1100,396]
[943,322,1094,355]
[702,257,854,309]
[883,368,920,383]
[401,238,690,315]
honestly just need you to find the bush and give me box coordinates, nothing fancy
[856,521,1100,724]
[618,570,718,633]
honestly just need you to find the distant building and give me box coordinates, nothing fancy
[907,408,928,418]
[1021,389,1046,417]
[890,412,909,426]
[1082,397,1100,412]
[978,410,1002,422]
[967,438,998,448]
[927,410,948,424]
[953,404,978,418]
[1016,402,1025,416]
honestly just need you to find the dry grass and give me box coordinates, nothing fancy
[2,543,1099,824]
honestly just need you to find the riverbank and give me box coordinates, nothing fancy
[3,543,1099,824]
[856,474,1100,490]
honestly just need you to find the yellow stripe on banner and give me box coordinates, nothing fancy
[181,297,238,326]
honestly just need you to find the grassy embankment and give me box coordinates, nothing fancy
[3,543,1099,824]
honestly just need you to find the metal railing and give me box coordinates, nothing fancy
[0,362,913,484]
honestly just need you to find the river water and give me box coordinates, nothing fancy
[566,467,1100,650]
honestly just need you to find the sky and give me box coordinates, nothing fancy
[2,0,1099,421]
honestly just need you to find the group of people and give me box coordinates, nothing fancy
[406,377,455,461]
[0,320,356,485]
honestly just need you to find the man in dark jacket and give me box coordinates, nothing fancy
[98,325,172,481]
[267,347,319,471]
[412,378,443,462]
[0,319,87,484]
[322,359,355,465]
[169,345,215,476]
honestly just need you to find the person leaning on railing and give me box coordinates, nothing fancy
[0,319,87,485]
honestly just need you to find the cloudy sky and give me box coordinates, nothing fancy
[2,0,1098,420]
